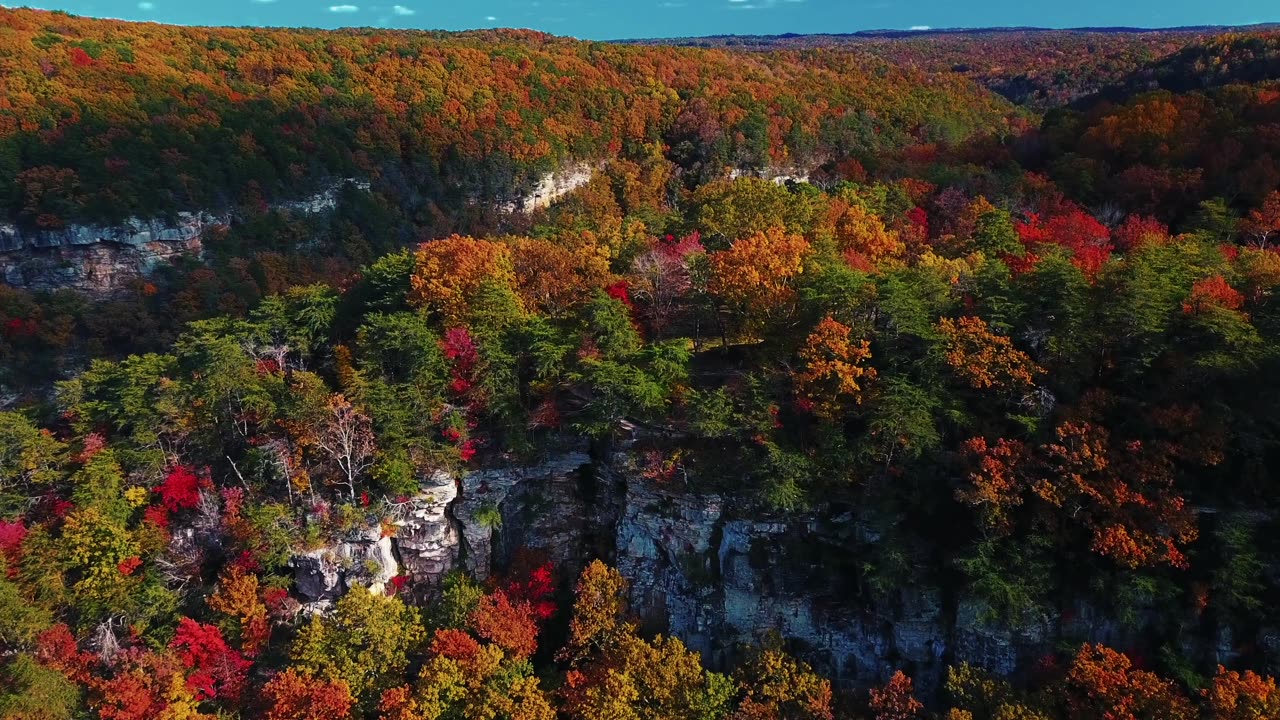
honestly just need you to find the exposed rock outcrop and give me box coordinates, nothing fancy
[453,446,608,581]
[275,179,372,215]
[0,215,214,293]
[288,438,1256,697]
[392,471,461,586]
[0,179,370,293]
[292,443,608,599]
[613,484,953,694]
[290,525,399,608]
[503,163,598,214]
[290,443,968,690]
[730,166,814,185]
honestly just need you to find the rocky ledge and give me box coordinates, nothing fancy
[287,437,1276,699]
[0,214,216,293]
[0,179,370,293]
[501,163,600,214]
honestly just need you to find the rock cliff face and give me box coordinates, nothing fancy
[502,163,599,214]
[604,449,961,694]
[0,214,216,293]
[295,442,616,601]
[289,439,1276,698]
[290,526,399,612]
[0,163,605,293]
[730,165,815,185]
[392,471,461,587]
[0,179,370,293]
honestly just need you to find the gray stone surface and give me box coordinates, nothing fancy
[393,471,461,586]
[0,179,369,292]
[501,163,598,214]
[291,526,400,603]
[286,439,1261,697]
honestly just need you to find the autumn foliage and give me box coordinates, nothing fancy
[410,236,522,327]
[1,10,1280,720]
[468,591,540,660]
[1015,210,1114,278]
[207,565,272,656]
[261,669,354,720]
[794,316,876,419]
[1204,665,1280,720]
[170,618,252,702]
[1064,644,1196,720]
[1183,275,1246,315]
[156,466,202,512]
[0,6,1010,228]
[869,671,924,720]
[937,316,1042,394]
[962,420,1199,569]
[708,227,810,334]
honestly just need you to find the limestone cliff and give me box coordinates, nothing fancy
[0,214,215,293]
[501,163,599,214]
[0,179,370,293]
[289,438,1280,698]
[0,165,605,293]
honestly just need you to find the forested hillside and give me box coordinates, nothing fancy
[0,5,1014,392]
[2,8,1280,720]
[629,28,1249,109]
[1034,33,1280,225]
[1112,32,1280,94]
[0,7,1008,227]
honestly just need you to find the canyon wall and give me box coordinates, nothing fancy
[0,179,371,293]
[289,434,1280,698]
[0,164,602,294]
[501,163,599,214]
[0,214,217,293]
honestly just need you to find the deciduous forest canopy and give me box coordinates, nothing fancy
[2,6,1280,720]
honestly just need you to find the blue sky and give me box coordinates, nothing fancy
[7,1,1279,40]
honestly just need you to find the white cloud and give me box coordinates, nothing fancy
[329,4,359,12]
[726,0,802,8]
[392,4,415,15]
[485,15,497,21]
[909,25,931,30]
[137,1,154,9]
[251,0,277,3]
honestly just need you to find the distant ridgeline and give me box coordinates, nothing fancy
[0,7,1010,231]
[629,27,1280,110]
[1103,31,1280,97]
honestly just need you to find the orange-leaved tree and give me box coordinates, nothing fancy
[708,227,810,337]
[960,421,1198,569]
[508,237,614,317]
[1204,665,1280,720]
[261,668,354,720]
[409,236,523,327]
[1064,644,1195,720]
[794,316,876,420]
[868,671,923,720]
[936,315,1042,395]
